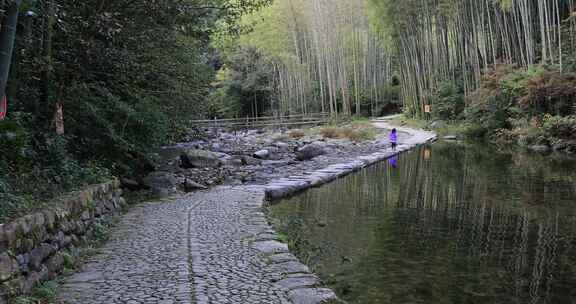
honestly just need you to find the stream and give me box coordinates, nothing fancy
[269,141,576,304]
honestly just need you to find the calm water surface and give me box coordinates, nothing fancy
[269,142,576,304]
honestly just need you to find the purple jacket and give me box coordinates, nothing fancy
[389,132,397,143]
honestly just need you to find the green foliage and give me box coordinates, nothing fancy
[500,66,546,97]
[61,251,76,270]
[209,46,274,118]
[542,115,576,140]
[453,64,576,147]
[431,82,464,121]
[33,281,58,302]
[91,222,110,242]
[1,0,273,222]
[10,281,59,304]
[10,297,37,304]
[464,91,513,139]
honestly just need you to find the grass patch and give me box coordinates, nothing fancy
[318,120,377,142]
[288,129,306,139]
[10,281,59,304]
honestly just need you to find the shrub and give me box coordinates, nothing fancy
[465,92,513,138]
[500,65,546,97]
[519,72,576,115]
[542,115,576,140]
[11,297,37,304]
[0,113,31,168]
[431,82,465,121]
[33,281,58,302]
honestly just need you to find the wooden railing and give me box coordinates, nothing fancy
[190,113,330,129]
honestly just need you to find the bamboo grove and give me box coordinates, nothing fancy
[222,0,576,118]
[220,0,395,117]
[369,0,576,117]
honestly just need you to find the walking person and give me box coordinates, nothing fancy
[390,128,398,151]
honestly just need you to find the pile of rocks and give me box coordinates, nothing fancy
[127,127,397,196]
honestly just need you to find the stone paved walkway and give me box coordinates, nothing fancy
[188,188,291,304]
[59,197,195,304]
[58,188,336,304]
[58,119,436,304]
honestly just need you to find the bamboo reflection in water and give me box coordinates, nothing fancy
[270,142,576,304]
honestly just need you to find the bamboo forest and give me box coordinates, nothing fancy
[0,0,575,303]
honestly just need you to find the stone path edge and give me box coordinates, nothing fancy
[242,124,437,303]
[263,130,437,201]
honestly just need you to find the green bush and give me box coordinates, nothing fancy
[464,92,512,138]
[500,65,545,97]
[431,82,464,121]
[542,115,576,140]
[0,113,31,168]
[33,281,58,302]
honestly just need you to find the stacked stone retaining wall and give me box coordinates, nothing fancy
[0,180,125,302]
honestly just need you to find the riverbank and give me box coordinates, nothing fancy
[57,119,436,303]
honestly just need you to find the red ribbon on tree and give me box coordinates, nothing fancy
[0,96,6,120]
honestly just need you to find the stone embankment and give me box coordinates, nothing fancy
[0,181,125,302]
[56,119,436,304]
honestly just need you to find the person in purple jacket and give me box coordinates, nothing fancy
[390,128,398,150]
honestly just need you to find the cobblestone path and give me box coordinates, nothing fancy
[188,187,292,304]
[58,197,196,304]
[59,188,335,304]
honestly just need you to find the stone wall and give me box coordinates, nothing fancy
[0,180,125,302]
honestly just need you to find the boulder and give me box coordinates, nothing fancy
[45,253,64,277]
[241,156,262,166]
[223,157,244,167]
[0,253,18,282]
[296,143,326,161]
[23,266,48,294]
[29,244,55,270]
[181,180,208,192]
[142,172,179,193]
[274,142,290,150]
[253,149,270,159]
[552,141,568,151]
[180,149,222,169]
[120,178,141,191]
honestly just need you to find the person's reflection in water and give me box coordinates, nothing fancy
[388,155,398,168]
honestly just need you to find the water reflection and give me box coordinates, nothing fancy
[269,142,576,304]
[388,155,398,169]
